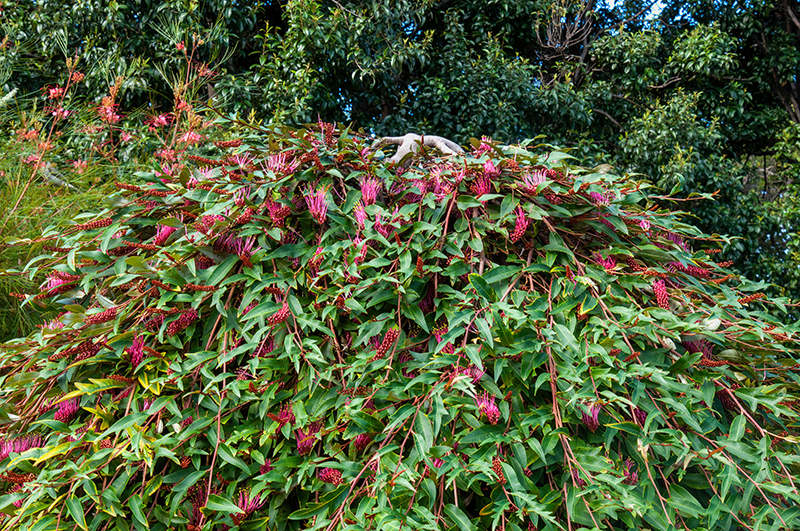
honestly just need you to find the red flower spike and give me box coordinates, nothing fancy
[652,280,670,310]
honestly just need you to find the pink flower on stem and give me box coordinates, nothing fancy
[260,460,273,474]
[235,236,257,268]
[236,491,266,516]
[98,97,121,124]
[267,152,300,175]
[296,421,322,455]
[593,252,616,272]
[178,131,204,145]
[318,468,344,485]
[361,177,382,206]
[521,170,546,193]
[0,435,45,460]
[581,402,601,432]
[476,392,501,425]
[126,335,145,368]
[72,160,87,174]
[471,175,492,204]
[621,458,638,485]
[46,86,65,100]
[120,131,133,142]
[54,398,80,423]
[305,186,329,224]
[154,224,177,246]
[51,107,70,120]
[148,114,172,131]
[473,136,494,156]
[653,280,670,309]
[509,206,529,243]
[589,191,611,207]
[483,159,499,180]
[354,434,372,452]
[167,309,198,336]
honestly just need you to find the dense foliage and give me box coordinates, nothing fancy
[1,124,798,530]
[2,0,799,317]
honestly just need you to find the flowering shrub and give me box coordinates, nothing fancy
[0,124,799,531]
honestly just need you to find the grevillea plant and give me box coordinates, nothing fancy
[0,123,799,531]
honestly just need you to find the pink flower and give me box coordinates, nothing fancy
[235,236,257,268]
[589,191,611,206]
[621,458,638,485]
[268,403,295,427]
[476,392,501,425]
[581,403,601,432]
[45,271,79,292]
[470,175,492,204]
[318,468,344,485]
[54,398,80,423]
[126,335,145,368]
[483,159,499,180]
[98,97,121,124]
[653,280,669,309]
[638,219,651,231]
[354,434,372,452]
[593,252,616,272]
[266,152,300,175]
[509,206,529,243]
[354,201,367,230]
[521,170,546,193]
[305,186,329,224]
[0,435,45,460]
[361,177,382,206]
[260,460,273,474]
[72,160,87,174]
[46,86,65,100]
[148,114,172,130]
[120,131,133,142]
[154,224,177,246]
[51,107,70,119]
[178,131,204,145]
[176,41,186,52]
[473,136,493,156]
[296,421,322,455]
[166,309,198,336]
[236,491,266,515]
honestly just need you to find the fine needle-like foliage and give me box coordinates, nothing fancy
[0,122,798,531]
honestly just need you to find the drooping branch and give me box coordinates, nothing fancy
[372,133,463,167]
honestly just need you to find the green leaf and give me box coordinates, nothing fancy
[414,412,434,456]
[552,323,579,353]
[66,495,88,530]
[206,494,245,514]
[444,504,476,531]
[128,494,150,529]
[207,255,239,286]
[668,484,706,517]
[469,273,496,302]
[218,443,251,473]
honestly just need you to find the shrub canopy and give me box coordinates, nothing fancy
[1,123,799,531]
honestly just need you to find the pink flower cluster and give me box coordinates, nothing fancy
[476,392,501,425]
[296,421,322,455]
